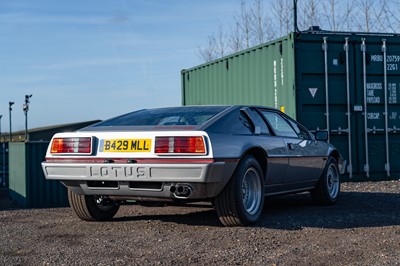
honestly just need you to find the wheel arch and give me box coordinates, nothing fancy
[241,147,268,180]
[214,146,267,226]
[330,149,340,162]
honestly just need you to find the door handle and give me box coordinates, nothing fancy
[288,143,295,150]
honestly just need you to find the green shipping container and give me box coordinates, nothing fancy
[8,142,68,208]
[182,30,400,180]
[0,142,8,188]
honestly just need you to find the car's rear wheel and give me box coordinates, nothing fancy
[310,157,340,205]
[214,155,265,226]
[68,189,120,221]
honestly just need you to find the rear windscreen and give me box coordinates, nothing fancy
[92,106,228,127]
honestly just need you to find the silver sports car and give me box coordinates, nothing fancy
[42,106,345,226]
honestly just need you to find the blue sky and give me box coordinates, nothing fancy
[0,0,238,131]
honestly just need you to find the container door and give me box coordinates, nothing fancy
[354,38,400,178]
[295,34,400,179]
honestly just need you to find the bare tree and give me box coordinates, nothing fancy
[297,0,321,30]
[229,22,245,53]
[251,0,265,44]
[356,0,374,32]
[250,0,275,44]
[197,35,217,62]
[199,0,277,61]
[197,0,400,62]
[216,24,228,58]
[197,24,228,62]
[322,0,338,31]
[272,0,293,36]
[320,0,355,31]
[352,0,396,32]
[341,0,356,31]
[235,0,252,49]
[372,0,397,32]
[383,0,400,32]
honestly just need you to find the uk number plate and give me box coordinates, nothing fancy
[100,139,151,152]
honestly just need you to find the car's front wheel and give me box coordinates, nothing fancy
[214,155,265,226]
[310,157,340,205]
[68,189,120,221]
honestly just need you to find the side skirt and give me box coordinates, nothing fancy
[265,179,319,196]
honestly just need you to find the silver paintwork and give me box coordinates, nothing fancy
[42,161,238,199]
[326,163,340,199]
[242,167,262,215]
[42,105,344,202]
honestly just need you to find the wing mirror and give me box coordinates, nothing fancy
[314,131,329,141]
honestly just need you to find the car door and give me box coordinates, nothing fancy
[260,110,325,184]
[241,107,289,186]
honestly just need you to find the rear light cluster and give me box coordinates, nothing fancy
[50,137,92,154]
[155,136,206,154]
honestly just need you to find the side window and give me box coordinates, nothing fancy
[207,109,253,134]
[287,119,311,140]
[261,111,298,138]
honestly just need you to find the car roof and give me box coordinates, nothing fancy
[78,105,280,132]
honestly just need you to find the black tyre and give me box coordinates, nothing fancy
[68,189,120,221]
[214,155,265,226]
[310,157,340,205]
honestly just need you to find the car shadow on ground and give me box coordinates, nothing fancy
[113,209,221,227]
[112,191,400,229]
[113,202,221,226]
[258,191,400,229]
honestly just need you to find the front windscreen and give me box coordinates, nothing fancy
[92,106,228,127]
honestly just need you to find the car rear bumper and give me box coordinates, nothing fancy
[42,161,238,199]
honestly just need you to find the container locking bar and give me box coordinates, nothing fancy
[388,126,399,133]
[367,127,385,134]
[330,127,349,135]
[382,39,390,177]
[365,127,400,134]
[322,37,330,143]
[361,38,370,178]
[344,38,352,177]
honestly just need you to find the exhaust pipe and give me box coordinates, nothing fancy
[170,185,192,198]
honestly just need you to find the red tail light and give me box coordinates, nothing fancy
[155,136,206,154]
[50,137,92,154]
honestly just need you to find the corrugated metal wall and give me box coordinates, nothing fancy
[0,143,8,188]
[8,142,68,208]
[182,34,297,119]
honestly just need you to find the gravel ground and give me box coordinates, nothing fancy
[1,181,400,266]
